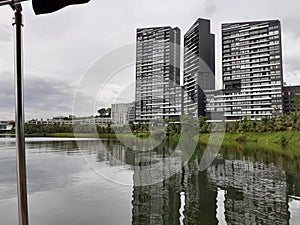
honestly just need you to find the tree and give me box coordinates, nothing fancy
[106,108,111,117]
[98,108,107,117]
[199,116,209,133]
[273,106,281,118]
[292,97,300,112]
[97,107,111,118]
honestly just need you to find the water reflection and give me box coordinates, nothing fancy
[128,142,300,225]
[1,138,300,224]
[0,139,88,201]
[207,158,289,224]
[102,140,299,224]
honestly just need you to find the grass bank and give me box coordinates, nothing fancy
[199,131,300,145]
[9,131,300,145]
[19,131,300,158]
[198,131,300,157]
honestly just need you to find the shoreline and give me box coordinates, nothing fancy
[2,131,300,157]
[3,131,300,146]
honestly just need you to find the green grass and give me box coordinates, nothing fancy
[199,131,300,145]
[25,131,300,145]
[198,131,300,158]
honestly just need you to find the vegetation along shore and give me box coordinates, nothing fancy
[3,108,300,149]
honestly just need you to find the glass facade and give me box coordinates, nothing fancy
[183,19,215,117]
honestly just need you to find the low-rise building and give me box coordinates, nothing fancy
[0,121,14,132]
[27,116,111,127]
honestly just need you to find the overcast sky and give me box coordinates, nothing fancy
[0,0,299,120]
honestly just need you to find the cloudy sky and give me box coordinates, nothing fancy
[0,0,299,120]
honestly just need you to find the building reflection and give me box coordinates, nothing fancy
[131,146,218,225]
[95,139,297,224]
[207,158,290,224]
[132,174,181,225]
[182,161,218,225]
[130,143,182,225]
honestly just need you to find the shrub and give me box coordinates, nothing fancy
[280,136,287,146]
[235,133,246,142]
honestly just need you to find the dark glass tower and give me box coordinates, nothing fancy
[183,18,215,117]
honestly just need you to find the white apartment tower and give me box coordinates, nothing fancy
[206,20,283,121]
[135,26,182,122]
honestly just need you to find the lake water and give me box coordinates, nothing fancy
[0,137,300,225]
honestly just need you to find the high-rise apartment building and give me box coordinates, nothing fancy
[207,20,283,121]
[183,18,215,117]
[135,26,182,122]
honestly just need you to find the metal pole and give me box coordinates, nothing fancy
[13,4,29,225]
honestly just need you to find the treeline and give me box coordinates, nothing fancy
[20,110,300,136]
[165,112,300,135]
[25,124,73,134]
[226,112,300,133]
[24,123,151,135]
[181,112,300,134]
[24,123,114,135]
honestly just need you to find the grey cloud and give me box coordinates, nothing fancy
[0,71,14,95]
[0,93,14,108]
[284,71,300,86]
[285,55,300,72]
[282,17,300,39]
[202,0,217,17]
[0,25,12,42]
[0,71,99,119]
[24,75,99,118]
[0,71,14,113]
